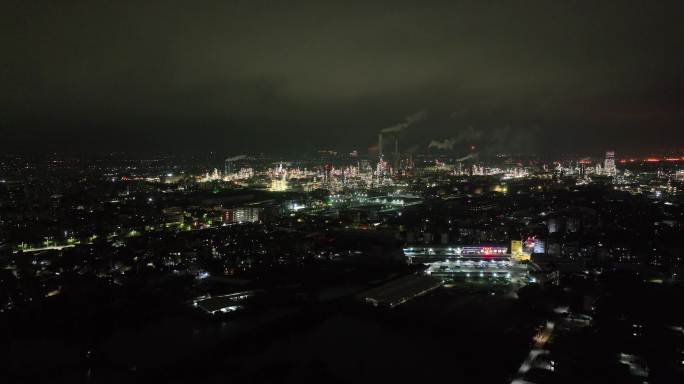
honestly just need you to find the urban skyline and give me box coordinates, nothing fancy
[2,1,684,383]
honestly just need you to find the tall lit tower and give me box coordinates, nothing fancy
[378,132,400,171]
[604,151,616,176]
[224,160,234,175]
[378,133,384,159]
[392,135,400,171]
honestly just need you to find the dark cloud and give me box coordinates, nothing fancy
[1,0,683,154]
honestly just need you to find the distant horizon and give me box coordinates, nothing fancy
[2,147,684,162]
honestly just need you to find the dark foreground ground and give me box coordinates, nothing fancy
[3,285,538,383]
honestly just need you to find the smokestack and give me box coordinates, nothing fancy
[394,137,400,171]
[378,133,384,158]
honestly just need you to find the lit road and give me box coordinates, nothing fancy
[511,321,555,383]
[15,244,77,253]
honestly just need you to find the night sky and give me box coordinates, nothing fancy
[2,1,683,155]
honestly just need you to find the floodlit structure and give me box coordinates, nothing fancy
[511,240,530,261]
[223,207,262,224]
[404,245,529,282]
[358,274,443,308]
[604,150,616,176]
[191,291,255,315]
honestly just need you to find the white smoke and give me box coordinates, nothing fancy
[381,110,427,133]
[453,126,482,143]
[455,153,478,162]
[428,138,457,150]
[428,126,482,151]
[225,155,246,162]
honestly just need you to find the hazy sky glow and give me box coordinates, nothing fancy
[2,1,683,155]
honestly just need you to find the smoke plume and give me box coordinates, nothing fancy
[225,155,246,162]
[381,110,427,133]
[455,153,478,161]
[428,138,457,150]
[428,126,482,151]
